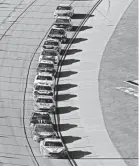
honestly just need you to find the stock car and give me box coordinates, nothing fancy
[41,39,62,53]
[39,50,60,66]
[32,124,56,142]
[35,95,56,110]
[53,16,73,31]
[29,111,52,128]
[40,137,66,158]
[54,4,74,18]
[33,84,54,99]
[48,27,67,43]
[36,60,56,75]
[34,72,55,88]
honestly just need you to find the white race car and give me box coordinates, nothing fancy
[54,4,74,18]
[40,137,66,158]
[39,49,60,65]
[34,72,55,88]
[48,27,67,43]
[41,39,62,53]
[32,124,56,142]
[53,16,73,31]
[29,111,52,128]
[33,84,54,99]
[36,60,56,75]
[35,95,56,110]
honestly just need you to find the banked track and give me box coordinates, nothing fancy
[0,0,102,166]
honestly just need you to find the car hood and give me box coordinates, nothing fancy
[43,45,55,49]
[48,34,63,38]
[38,132,53,136]
[35,80,53,84]
[54,22,70,25]
[57,10,70,14]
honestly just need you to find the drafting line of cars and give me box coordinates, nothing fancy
[29,4,74,158]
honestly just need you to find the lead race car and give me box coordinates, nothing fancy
[54,4,74,18]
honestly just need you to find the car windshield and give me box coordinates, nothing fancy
[33,113,50,119]
[56,18,70,23]
[38,63,54,68]
[44,41,59,46]
[50,29,65,35]
[37,98,53,103]
[45,141,63,147]
[56,6,71,10]
[35,85,52,91]
[42,50,57,56]
[37,76,52,81]
[35,125,53,132]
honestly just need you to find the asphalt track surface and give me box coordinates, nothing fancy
[0,0,101,166]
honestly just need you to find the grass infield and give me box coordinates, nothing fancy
[99,0,138,166]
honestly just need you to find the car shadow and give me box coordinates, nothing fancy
[72,13,94,19]
[57,71,78,78]
[57,106,79,114]
[63,136,81,144]
[65,38,87,44]
[56,83,77,91]
[62,49,82,55]
[58,123,77,131]
[72,38,87,44]
[57,94,77,101]
[69,150,92,159]
[72,26,92,31]
[62,59,80,66]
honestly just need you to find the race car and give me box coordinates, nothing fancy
[29,111,52,128]
[41,39,62,53]
[47,27,67,43]
[34,72,55,88]
[53,16,73,31]
[35,95,56,110]
[54,4,74,18]
[40,137,66,158]
[32,124,56,142]
[36,60,56,75]
[39,49,60,66]
[33,84,54,99]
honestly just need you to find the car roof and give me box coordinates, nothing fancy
[36,95,53,99]
[39,60,54,64]
[44,39,59,42]
[44,137,62,142]
[35,123,52,127]
[35,83,52,87]
[41,49,58,54]
[33,111,50,115]
[56,16,70,19]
